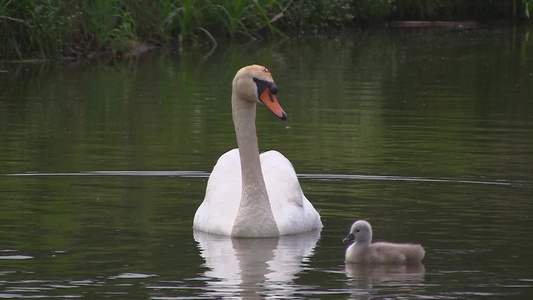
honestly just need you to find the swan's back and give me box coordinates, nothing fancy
[261,150,322,235]
[193,149,323,236]
[193,149,242,236]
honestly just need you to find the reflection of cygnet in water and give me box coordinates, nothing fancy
[193,229,320,299]
[343,220,425,264]
[345,263,425,299]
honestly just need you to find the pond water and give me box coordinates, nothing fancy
[1,26,532,299]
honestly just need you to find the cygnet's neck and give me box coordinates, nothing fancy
[230,94,279,237]
[355,239,371,249]
[352,234,371,252]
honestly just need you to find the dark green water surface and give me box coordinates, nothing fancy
[1,26,532,299]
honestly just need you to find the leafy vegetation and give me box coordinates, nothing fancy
[1,0,531,60]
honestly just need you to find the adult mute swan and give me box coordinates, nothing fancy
[343,220,425,264]
[193,65,323,238]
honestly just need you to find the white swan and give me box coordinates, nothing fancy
[193,64,323,237]
[343,220,425,264]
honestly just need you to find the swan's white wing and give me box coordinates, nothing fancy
[193,149,242,236]
[261,150,323,235]
[194,149,322,236]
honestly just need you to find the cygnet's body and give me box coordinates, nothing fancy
[343,220,425,264]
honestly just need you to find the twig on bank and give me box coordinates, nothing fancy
[269,0,294,23]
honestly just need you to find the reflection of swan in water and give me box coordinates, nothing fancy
[345,263,425,300]
[193,229,321,299]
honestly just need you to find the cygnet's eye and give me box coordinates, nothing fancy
[356,229,360,232]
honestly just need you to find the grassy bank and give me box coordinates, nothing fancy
[1,0,531,60]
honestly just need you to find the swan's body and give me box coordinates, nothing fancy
[193,65,322,238]
[343,220,425,264]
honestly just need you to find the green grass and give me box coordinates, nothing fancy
[1,0,531,60]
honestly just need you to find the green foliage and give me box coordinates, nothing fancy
[0,0,286,60]
[391,0,532,20]
[85,0,137,51]
[1,0,64,59]
[393,0,441,19]
[519,0,533,19]
[0,0,531,60]
[279,0,354,31]
[351,0,394,23]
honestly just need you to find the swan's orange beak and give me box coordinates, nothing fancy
[259,88,287,120]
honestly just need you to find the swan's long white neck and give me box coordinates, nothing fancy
[231,93,279,237]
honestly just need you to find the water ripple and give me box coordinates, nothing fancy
[0,255,33,260]
[5,171,517,186]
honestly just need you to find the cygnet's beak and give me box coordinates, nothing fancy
[343,233,355,244]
